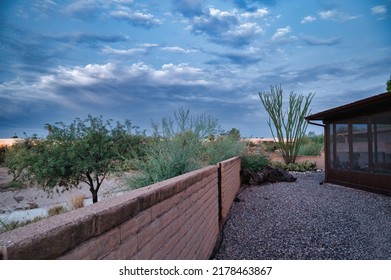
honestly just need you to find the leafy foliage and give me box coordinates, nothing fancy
[241,153,269,172]
[259,85,314,164]
[128,131,206,189]
[22,115,139,203]
[128,109,243,189]
[270,161,316,172]
[2,139,36,187]
[205,134,245,165]
[297,132,324,156]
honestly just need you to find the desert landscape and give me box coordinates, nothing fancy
[0,167,127,223]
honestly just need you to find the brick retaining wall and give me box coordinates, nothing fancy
[0,157,242,260]
[219,157,241,224]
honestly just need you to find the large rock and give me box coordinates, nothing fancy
[241,165,296,185]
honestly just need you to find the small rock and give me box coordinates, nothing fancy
[13,196,24,203]
[27,202,39,209]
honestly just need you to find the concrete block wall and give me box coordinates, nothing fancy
[0,157,242,260]
[219,157,241,224]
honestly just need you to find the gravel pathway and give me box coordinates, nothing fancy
[213,172,391,260]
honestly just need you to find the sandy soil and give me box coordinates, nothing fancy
[0,167,129,221]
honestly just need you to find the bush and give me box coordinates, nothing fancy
[128,131,205,189]
[0,216,45,234]
[270,161,316,172]
[48,205,66,216]
[0,146,7,165]
[70,195,85,210]
[241,154,269,172]
[298,132,324,156]
[206,135,245,165]
[297,143,323,156]
[127,108,245,189]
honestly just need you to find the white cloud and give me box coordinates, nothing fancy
[4,62,212,100]
[272,26,291,40]
[160,46,197,53]
[110,10,161,27]
[301,16,316,24]
[188,7,264,47]
[319,10,336,20]
[228,22,263,37]
[101,45,145,55]
[209,7,236,18]
[371,5,387,15]
[318,10,360,21]
[241,8,269,18]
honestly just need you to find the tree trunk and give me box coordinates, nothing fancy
[92,190,98,203]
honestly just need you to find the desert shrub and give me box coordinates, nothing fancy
[206,135,245,165]
[0,216,45,234]
[298,132,324,156]
[48,205,66,216]
[128,108,222,189]
[0,218,21,234]
[297,142,323,156]
[0,146,7,165]
[263,142,278,152]
[241,153,269,172]
[70,195,85,210]
[128,131,206,189]
[6,180,24,189]
[270,161,316,172]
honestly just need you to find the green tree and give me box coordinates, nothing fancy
[27,115,138,203]
[387,75,391,92]
[226,128,241,141]
[3,139,35,187]
[259,85,314,164]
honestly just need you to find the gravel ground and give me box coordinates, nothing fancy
[213,172,391,260]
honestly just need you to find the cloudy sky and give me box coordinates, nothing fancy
[0,0,390,138]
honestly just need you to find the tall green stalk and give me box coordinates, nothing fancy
[259,85,314,164]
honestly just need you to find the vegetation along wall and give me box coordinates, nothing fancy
[269,151,325,170]
[0,157,242,260]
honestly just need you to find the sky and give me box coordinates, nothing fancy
[0,0,390,139]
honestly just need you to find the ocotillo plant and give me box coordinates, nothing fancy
[259,85,314,164]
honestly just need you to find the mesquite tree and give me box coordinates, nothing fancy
[26,115,138,203]
[259,85,314,164]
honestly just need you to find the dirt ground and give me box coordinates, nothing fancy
[0,167,128,216]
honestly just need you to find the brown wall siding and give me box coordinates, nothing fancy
[0,158,242,260]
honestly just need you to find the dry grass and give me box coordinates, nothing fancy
[70,195,85,210]
[47,205,66,216]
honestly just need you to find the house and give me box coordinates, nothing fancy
[306,91,391,196]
